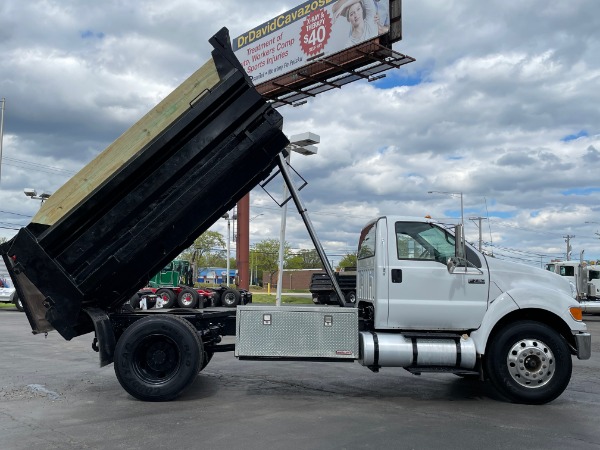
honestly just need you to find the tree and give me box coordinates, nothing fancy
[337,253,357,270]
[181,231,226,278]
[286,249,323,270]
[253,239,290,285]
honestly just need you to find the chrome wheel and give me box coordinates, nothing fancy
[506,338,554,388]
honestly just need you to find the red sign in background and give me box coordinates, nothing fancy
[299,9,332,57]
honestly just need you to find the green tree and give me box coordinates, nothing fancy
[181,231,226,277]
[254,239,290,285]
[337,253,357,270]
[286,249,323,269]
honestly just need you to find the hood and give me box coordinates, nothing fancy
[485,256,574,297]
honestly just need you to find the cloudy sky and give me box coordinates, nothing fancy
[1,0,599,268]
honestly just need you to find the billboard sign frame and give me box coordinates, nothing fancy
[233,0,412,107]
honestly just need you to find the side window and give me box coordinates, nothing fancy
[358,223,376,260]
[396,231,433,260]
[395,222,448,261]
[394,221,481,267]
[560,266,574,277]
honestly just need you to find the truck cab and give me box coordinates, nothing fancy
[587,265,600,300]
[358,217,488,330]
[356,216,590,404]
[357,216,584,334]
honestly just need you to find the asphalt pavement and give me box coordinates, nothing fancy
[1,309,599,450]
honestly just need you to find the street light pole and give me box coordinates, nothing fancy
[0,98,5,183]
[276,153,290,306]
[248,213,263,286]
[276,132,319,306]
[222,212,237,287]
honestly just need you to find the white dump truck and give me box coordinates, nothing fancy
[1,28,590,406]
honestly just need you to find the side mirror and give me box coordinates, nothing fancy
[447,257,458,274]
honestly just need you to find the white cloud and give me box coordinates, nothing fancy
[1,0,600,266]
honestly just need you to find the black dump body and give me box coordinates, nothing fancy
[310,272,357,303]
[0,28,289,340]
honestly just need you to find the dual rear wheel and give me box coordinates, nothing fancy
[114,315,209,401]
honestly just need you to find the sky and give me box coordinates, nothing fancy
[1,0,600,269]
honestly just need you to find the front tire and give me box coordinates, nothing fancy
[114,315,203,401]
[485,321,572,404]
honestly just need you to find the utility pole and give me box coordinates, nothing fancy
[564,235,575,260]
[469,216,486,252]
[0,98,5,183]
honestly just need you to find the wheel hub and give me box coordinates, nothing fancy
[506,338,554,388]
[150,349,167,368]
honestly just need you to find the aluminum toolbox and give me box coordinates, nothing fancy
[235,305,359,360]
[0,28,289,340]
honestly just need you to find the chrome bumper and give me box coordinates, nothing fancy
[574,332,592,360]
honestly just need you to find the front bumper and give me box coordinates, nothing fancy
[574,332,592,360]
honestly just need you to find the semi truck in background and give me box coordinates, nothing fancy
[546,259,600,313]
[0,28,591,405]
[139,259,252,309]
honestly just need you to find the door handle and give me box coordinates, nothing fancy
[391,269,402,283]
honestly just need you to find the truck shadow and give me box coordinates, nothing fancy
[181,366,506,404]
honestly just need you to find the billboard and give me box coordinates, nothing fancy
[233,0,391,84]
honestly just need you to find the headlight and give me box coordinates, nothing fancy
[569,281,578,300]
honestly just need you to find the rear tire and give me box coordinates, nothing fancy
[344,290,356,304]
[114,315,203,401]
[177,288,199,308]
[155,288,176,308]
[221,289,240,307]
[485,321,572,404]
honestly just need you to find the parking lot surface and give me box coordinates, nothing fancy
[1,310,599,450]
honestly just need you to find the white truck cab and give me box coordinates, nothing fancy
[356,216,590,404]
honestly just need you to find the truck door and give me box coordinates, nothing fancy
[386,221,489,330]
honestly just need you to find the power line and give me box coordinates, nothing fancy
[1,157,77,176]
[0,224,20,230]
[488,219,564,238]
[0,209,32,218]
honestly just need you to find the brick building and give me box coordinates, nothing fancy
[263,268,324,290]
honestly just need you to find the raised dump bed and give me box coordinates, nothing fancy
[1,28,289,340]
